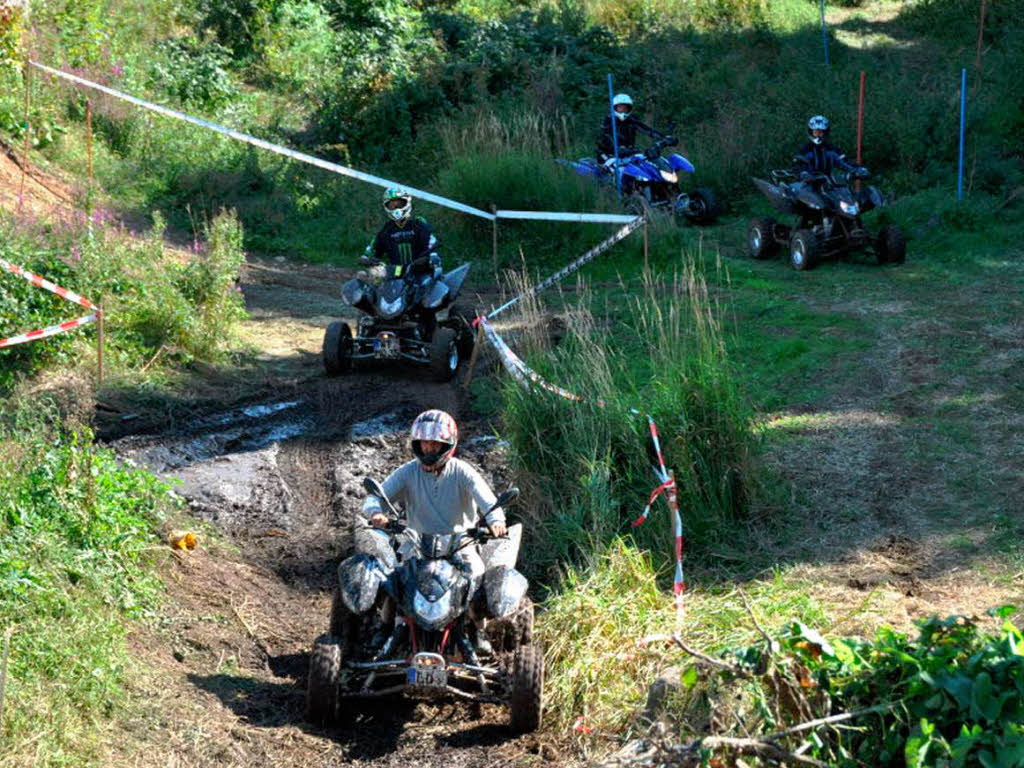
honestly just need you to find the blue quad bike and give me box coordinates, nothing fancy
[557,135,723,224]
[306,480,542,733]
[322,255,476,382]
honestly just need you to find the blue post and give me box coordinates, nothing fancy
[820,0,830,68]
[957,67,966,201]
[607,73,621,195]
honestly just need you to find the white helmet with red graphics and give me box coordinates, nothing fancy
[410,409,458,470]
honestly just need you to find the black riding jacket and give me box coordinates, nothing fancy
[794,141,858,175]
[365,217,440,270]
[597,114,661,158]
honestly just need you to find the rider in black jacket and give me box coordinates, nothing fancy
[364,188,442,334]
[794,115,862,178]
[596,93,663,162]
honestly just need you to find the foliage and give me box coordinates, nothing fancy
[149,37,237,110]
[663,611,1024,767]
[188,0,280,58]
[257,0,335,91]
[0,1,25,75]
[0,400,174,764]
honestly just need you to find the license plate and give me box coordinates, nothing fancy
[373,333,399,360]
[408,653,448,689]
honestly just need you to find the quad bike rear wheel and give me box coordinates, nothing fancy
[509,643,544,733]
[789,229,819,271]
[875,224,906,265]
[748,217,779,260]
[683,187,722,225]
[429,327,459,382]
[323,321,354,376]
[447,302,477,360]
[306,634,342,725]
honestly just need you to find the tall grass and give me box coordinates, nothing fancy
[502,253,763,587]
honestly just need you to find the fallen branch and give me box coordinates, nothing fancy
[671,633,753,679]
[764,702,897,741]
[739,589,776,651]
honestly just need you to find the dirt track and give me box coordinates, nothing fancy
[104,263,557,768]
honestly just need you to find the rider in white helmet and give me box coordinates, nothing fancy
[362,410,506,652]
[795,115,865,179]
[596,93,664,163]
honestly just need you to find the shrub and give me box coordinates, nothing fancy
[149,37,237,110]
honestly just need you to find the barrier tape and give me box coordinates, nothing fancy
[0,257,101,349]
[495,210,638,224]
[482,215,643,322]
[29,62,644,228]
[0,257,98,310]
[481,316,685,626]
[0,313,98,348]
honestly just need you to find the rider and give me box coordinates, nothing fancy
[596,93,664,164]
[362,410,507,651]
[794,115,865,182]
[364,188,442,334]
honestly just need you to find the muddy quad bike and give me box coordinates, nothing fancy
[748,166,906,271]
[322,255,476,382]
[557,135,722,224]
[307,480,542,734]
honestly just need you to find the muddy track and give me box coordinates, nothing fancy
[106,264,558,767]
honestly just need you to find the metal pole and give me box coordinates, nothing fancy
[97,302,104,385]
[957,68,966,201]
[856,70,865,192]
[607,73,621,195]
[819,0,830,68]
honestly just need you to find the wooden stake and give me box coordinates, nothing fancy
[0,626,12,734]
[85,98,94,184]
[643,215,649,271]
[490,204,498,281]
[856,70,866,192]
[97,303,105,386]
[17,59,31,213]
[462,322,486,390]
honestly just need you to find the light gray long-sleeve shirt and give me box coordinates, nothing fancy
[362,458,503,534]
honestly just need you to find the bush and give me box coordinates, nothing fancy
[149,37,237,110]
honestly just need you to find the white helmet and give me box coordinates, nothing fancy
[410,409,458,471]
[382,187,412,223]
[807,115,830,145]
[612,93,634,122]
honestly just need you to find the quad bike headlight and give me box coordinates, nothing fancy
[840,201,859,215]
[660,170,679,184]
[414,591,451,626]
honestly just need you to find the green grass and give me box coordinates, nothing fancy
[0,401,177,766]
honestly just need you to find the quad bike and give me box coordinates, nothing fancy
[306,479,542,733]
[322,255,476,382]
[557,135,722,224]
[748,166,906,271]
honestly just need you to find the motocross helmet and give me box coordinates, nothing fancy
[410,409,458,471]
[807,115,830,145]
[382,187,413,223]
[612,93,634,122]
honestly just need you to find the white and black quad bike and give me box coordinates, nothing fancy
[748,166,906,271]
[306,480,542,734]
[323,256,476,382]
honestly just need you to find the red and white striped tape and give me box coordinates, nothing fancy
[480,316,685,628]
[0,257,101,348]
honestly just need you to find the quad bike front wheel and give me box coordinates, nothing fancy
[306,634,342,725]
[447,302,477,360]
[491,596,535,653]
[509,644,544,733]
[789,229,819,271]
[322,321,354,376]
[429,327,460,382]
[683,187,723,225]
[875,224,906,265]
[748,217,779,260]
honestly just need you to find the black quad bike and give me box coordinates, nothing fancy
[306,479,542,733]
[747,166,906,271]
[322,256,476,382]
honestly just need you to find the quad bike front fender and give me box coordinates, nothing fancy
[338,553,391,615]
[753,178,796,215]
[422,280,450,309]
[442,263,471,299]
[484,566,529,620]
[861,185,884,211]
[667,154,695,173]
[342,278,373,312]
